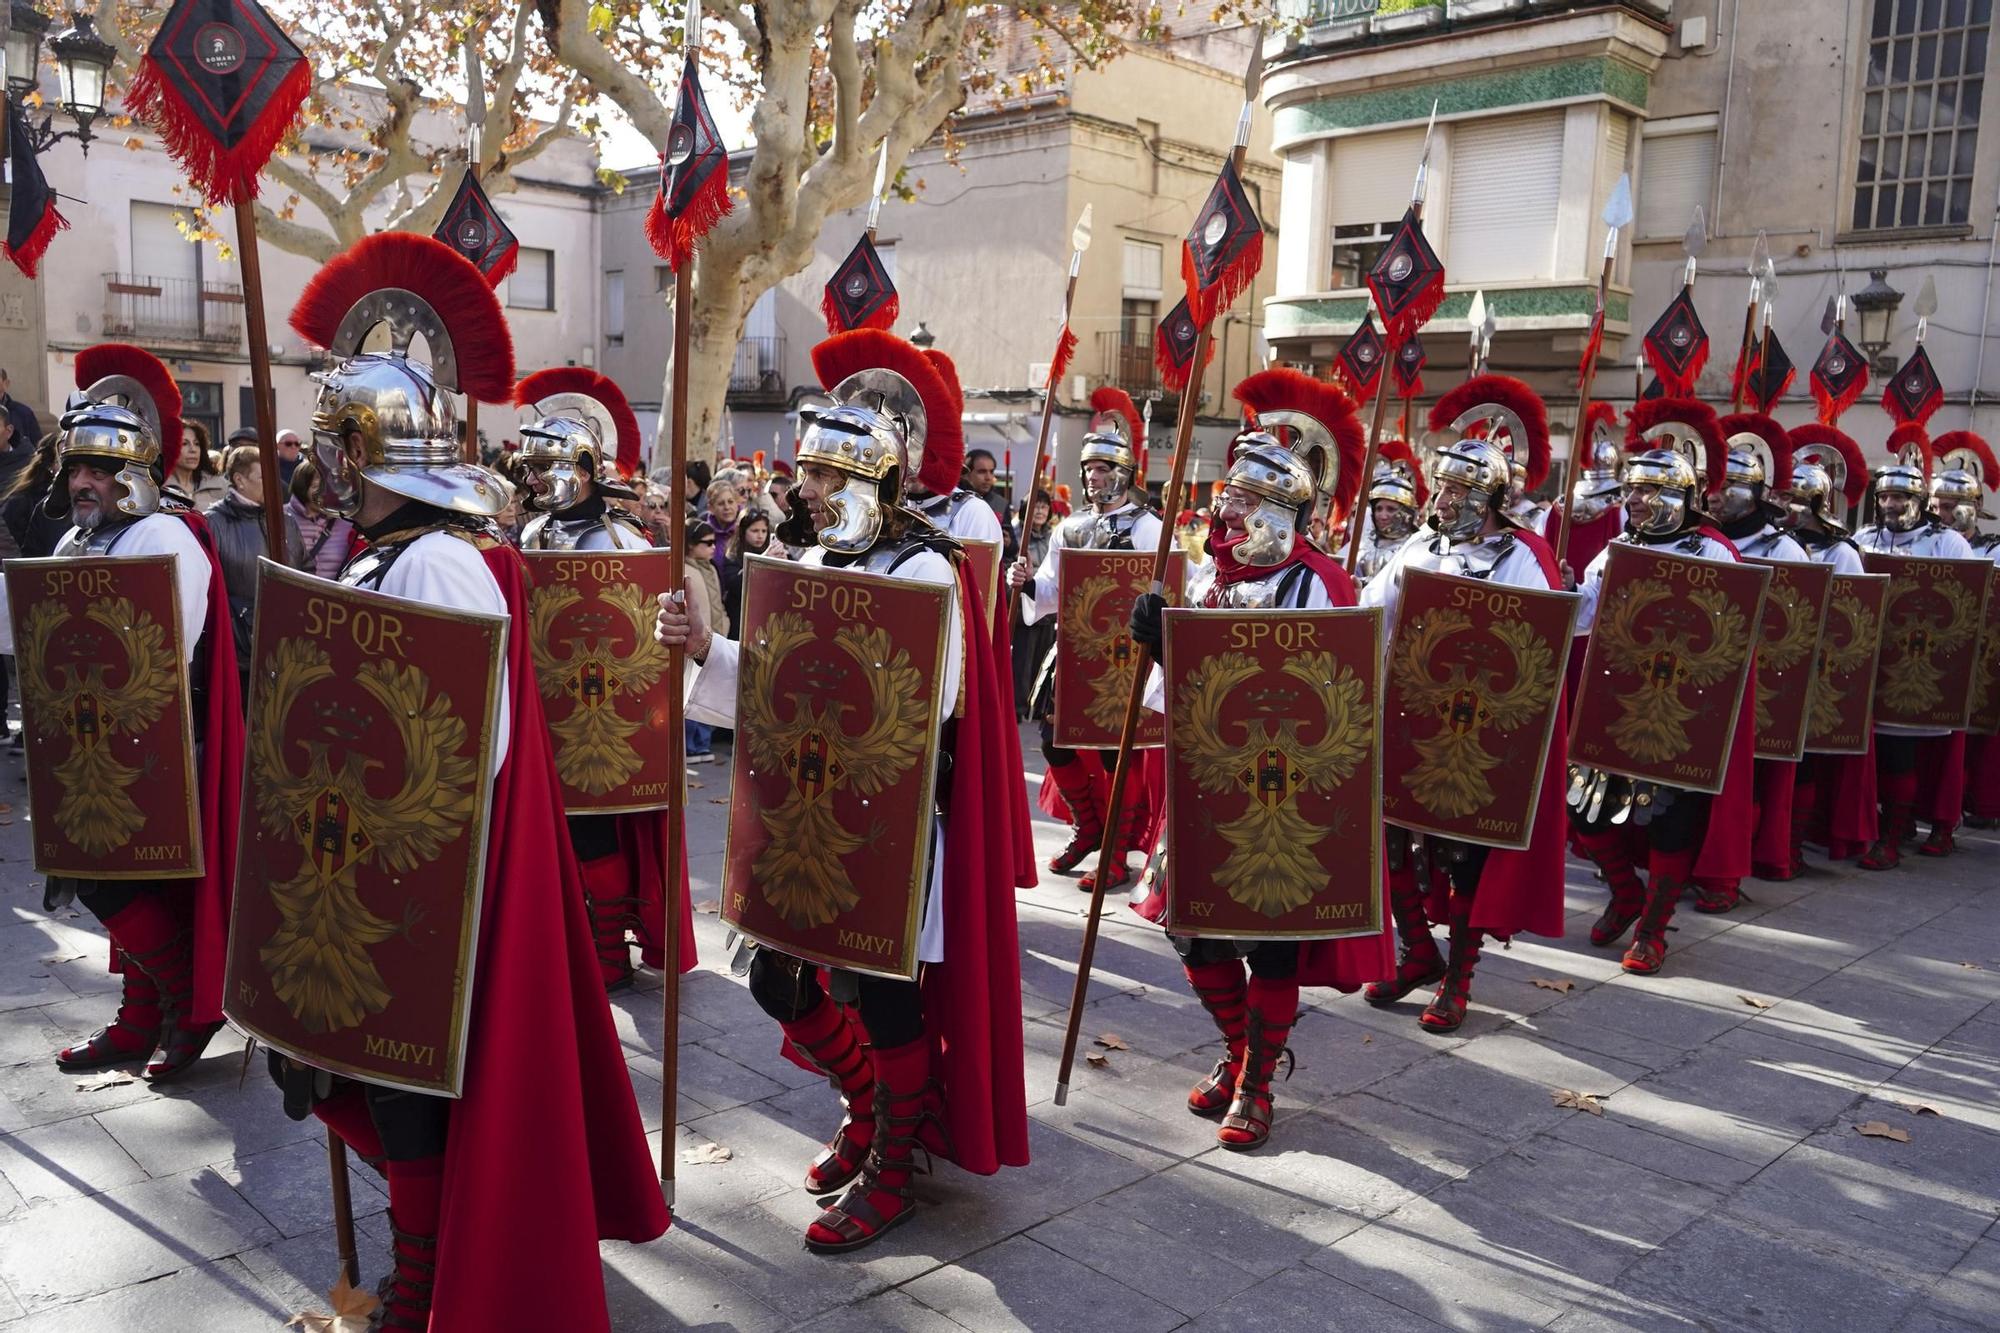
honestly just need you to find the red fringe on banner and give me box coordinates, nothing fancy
[1813,371,1866,426]
[1047,323,1078,389]
[483,236,520,290]
[1881,377,1943,430]
[127,56,308,205]
[4,200,67,279]
[1181,232,1263,329]
[646,164,731,273]
[1378,275,1443,347]
[819,287,899,335]
[1156,332,1215,394]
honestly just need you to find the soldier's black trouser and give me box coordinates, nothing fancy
[1172,937,1299,979]
[267,1052,450,1161]
[567,812,620,861]
[747,947,925,1049]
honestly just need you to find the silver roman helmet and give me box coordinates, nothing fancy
[1425,374,1550,543]
[1714,412,1794,525]
[1228,369,1366,564]
[47,343,184,521]
[1218,434,1318,567]
[1078,386,1142,508]
[511,367,643,512]
[1929,431,1998,535]
[1620,398,1722,537]
[288,233,519,518]
[1569,403,1623,525]
[1784,424,1865,537]
[1871,425,1932,533]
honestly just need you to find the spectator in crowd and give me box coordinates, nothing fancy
[684,458,712,523]
[761,459,793,522]
[204,444,304,699]
[1011,489,1056,717]
[703,476,743,560]
[719,509,772,628]
[641,486,675,546]
[287,460,354,579]
[3,432,69,559]
[0,368,41,449]
[682,520,728,764]
[965,449,1000,506]
[169,421,229,508]
[274,429,303,486]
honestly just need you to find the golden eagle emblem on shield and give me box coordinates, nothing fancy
[528,581,668,795]
[1173,651,1368,917]
[737,613,929,930]
[1595,579,1751,765]
[1387,608,1556,821]
[1808,588,1882,741]
[1063,574,1144,735]
[250,638,477,1035]
[1877,574,1980,719]
[17,596,176,856]
[1752,575,1823,735]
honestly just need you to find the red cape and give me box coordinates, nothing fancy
[1967,733,2000,821]
[430,544,668,1332]
[1436,529,1569,941]
[1751,759,1797,869]
[1914,731,1968,825]
[165,511,245,1025]
[619,811,697,975]
[983,573,1039,888]
[1817,744,1879,857]
[1542,504,1620,585]
[1693,528,1759,880]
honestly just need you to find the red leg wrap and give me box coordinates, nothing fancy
[1047,761,1106,874]
[1576,829,1646,948]
[100,897,219,1083]
[1218,978,1297,1150]
[55,962,160,1070]
[380,1160,442,1331]
[1183,959,1247,1116]
[1364,862,1445,1005]
[1420,903,1483,1035]
[804,1037,943,1252]
[1623,851,1689,975]
[780,998,877,1194]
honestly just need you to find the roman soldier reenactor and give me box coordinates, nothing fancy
[659,327,1028,1252]
[1779,425,1875,867]
[44,344,244,1083]
[511,366,695,990]
[1126,367,1391,1147]
[273,232,667,1330]
[1544,401,1626,591]
[1350,437,1424,587]
[1931,432,2000,827]
[1569,398,1758,976]
[1856,428,1975,867]
[1691,413,1810,909]
[1011,388,1162,889]
[1359,375,1571,1030]
[1505,457,1549,533]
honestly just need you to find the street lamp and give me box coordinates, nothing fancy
[49,10,114,151]
[908,321,936,350]
[6,2,50,100]
[1852,269,1905,373]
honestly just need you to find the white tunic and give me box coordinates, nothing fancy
[1143,558,1341,714]
[60,513,211,663]
[1022,503,1163,625]
[1358,529,1558,638]
[1574,531,1739,636]
[913,490,1003,544]
[1854,522,1978,738]
[1802,536,1868,575]
[1731,524,1811,564]
[682,541,965,964]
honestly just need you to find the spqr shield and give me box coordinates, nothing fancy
[1381,569,1580,850]
[1054,549,1187,749]
[520,547,679,813]
[722,556,952,981]
[1162,606,1383,939]
[1971,568,2000,736]
[962,539,1001,637]
[1745,557,1835,762]
[6,555,200,878]
[1805,572,1892,754]
[225,562,506,1097]
[1570,543,1770,795]
[1863,554,1993,731]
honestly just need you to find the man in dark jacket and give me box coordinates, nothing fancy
[202,443,304,700]
[0,368,43,450]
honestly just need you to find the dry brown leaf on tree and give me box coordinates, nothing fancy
[1093,1033,1129,1051]
[1531,978,1577,994]
[682,1142,732,1166]
[287,1274,379,1333]
[1737,994,1775,1010]
[1551,1088,1607,1115]
[1857,1121,1911,1143]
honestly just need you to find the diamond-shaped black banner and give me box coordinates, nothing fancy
[1336,316,1386,399]
[646,54,732,270]
[1367,207,1445,342]
[1392,334,1427,399]
[432,168,519,287]
[1747,330,1796,414]
[132,0,309,203]
[1811,331,1869,424]
[1182,159,1263,325]
[1881,345,1943,427]
[1155,297,1207,392]
[822,233,898,333]
[1643,286,1709,397]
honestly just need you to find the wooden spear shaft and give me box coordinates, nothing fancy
[463,160,484,465]
[1728,295,1758,414]
[231,196,287,562]
[1007,272,1079,624]
[1343,364,1397,571]
[326,1133,359,1288]
[1556,253,1615,570]
[1052,322,1210,1104]
[657,264,693,1203]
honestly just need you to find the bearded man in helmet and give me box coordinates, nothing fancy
[1854,427,1975,867]
[41,344,244,1086]
[1010,387,1163,891]
[658,328,1028,1254]
[1567,398,1758,978]
[1358,375,1571,1031]
[269,232,667,1332]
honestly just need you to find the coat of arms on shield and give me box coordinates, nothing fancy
[1744,557,1835,762]
[722,556,952,981]
[1055,549,1186,749]
[1971,568,2000,736]
[1570,543,1770,795]
[1805,571,1891,754]
[521,548,677,813]
[1381,569,1579,850]
[225,562,505,1096]
[1162,606,1382,939]
[6,555,200,879]
[1863,554,1993,731]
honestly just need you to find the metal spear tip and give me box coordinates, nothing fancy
[1748,229,1769,275]
[1602,173,1634,230]
[1820,294,1838,336]
[1915,274,1938,318]
[1466,289,1487,341]
[685,0,702,48]
[1073,203,1094,254]
[1682,205,1707,258]
[463,40,486,128]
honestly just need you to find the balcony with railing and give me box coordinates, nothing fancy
[103,273,244,348]
[1092,329,1187,418]
[1275,0,1668,50]
[725,334,787,407]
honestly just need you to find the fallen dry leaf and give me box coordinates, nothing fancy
[681,1142,732,1166]
[1897,1101,1943,1117]
[1531,978,1577,994]
[1961,962,1982,971]
[1085,1052,1109,1068]
[1857,1121,1911,1143]
[1362,1034,1373,1045]
[693,900,720,915]
[1737,994,1775,1010]
[287,1273,380,1333]
[707,798,727,805]
[74,1071,135,1092]
[1551,1088,1606,1116]
[1093,1033,1129,1051]
[40,953,83,966]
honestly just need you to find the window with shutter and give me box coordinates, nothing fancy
[1123,239,1164,299]
[1326,127,1425,287]
[1638,127,1717,240]
[1446,112,1564,284]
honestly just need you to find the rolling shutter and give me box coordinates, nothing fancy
[1446,112,1564,284]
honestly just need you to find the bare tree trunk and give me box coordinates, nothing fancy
[655,254,750,470]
